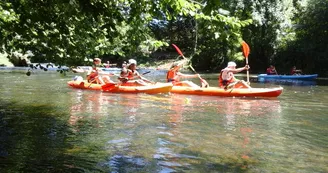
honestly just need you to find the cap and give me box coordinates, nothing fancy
[227,61,236,67]
[94,58,101,62]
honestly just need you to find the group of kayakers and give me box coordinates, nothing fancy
[166,59,251,89]
[266,65,302,75]
[84,58,150,86]
[80,57,252,89]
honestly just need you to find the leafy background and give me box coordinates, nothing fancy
[0,0,327,75]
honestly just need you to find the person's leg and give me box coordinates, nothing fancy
[102,76,115,84]
[235,80,251,88]
[119,80,145,86]
[135,80,149,86]
[226,80,251,89]
[179,81,200,87]
[97,76,105,84]
[226,82,237,89]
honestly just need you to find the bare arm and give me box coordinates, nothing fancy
[178,72,199,79]
[135,71,153,83]
[229,65,249,73]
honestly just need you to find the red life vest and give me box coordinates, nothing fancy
[291,69,296,75]
[87,66,99,82]
[266,67,276,75]
[119,68,137,83]
[218,68,235,87]
[127,70,135,79]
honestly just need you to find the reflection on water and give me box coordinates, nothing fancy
[0,72,328,172]
[257,77,317,86]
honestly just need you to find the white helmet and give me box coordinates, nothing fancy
[227,61,237,67]
[128,59,137,65]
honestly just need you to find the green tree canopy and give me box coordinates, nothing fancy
[275,0,328,75]
[0,0,251,67]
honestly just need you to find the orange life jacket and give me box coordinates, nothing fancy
[167,69,177,82]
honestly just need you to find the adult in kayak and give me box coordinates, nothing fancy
[166,59,202,87]
[86,58,114,84]
[118,59,153,86]
[219,61,251,89]
[266,65,278,75]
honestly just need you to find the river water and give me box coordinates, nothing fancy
[0,69,327,172]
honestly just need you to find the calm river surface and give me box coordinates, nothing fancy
[0,69,327,173]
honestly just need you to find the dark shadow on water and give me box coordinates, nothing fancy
[0,99,107,172]
[0,96,260,173]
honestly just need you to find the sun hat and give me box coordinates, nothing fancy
[128,59,137,65]
[170,62,179,69]
[227,61,237,67]
[94,58,101,62]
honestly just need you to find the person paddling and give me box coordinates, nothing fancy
[291,66,302,75]
[266,65,278,75]
[166,59,202,87]
[118,59,153,86]
[86,58,114,84]
[219,61,251,89]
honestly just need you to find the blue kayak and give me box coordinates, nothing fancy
[258,74,318,80]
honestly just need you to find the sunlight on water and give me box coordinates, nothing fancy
[0,72,327,172]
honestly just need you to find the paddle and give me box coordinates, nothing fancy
[102,71,152,90]
[241,41,250,84]
[188,65,209,88]
[106,70,153,85]
[171,44,209,88]
[141,71,151,75]
[109,70,151,78]
[87,77,99,88]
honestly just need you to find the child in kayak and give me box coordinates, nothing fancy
[86,58,115,84]
[166,59,201,87]
[219,61,251,89]
[118,59,153,86]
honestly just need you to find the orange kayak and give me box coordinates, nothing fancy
[170,86,283,97]
[67,80,173,94]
